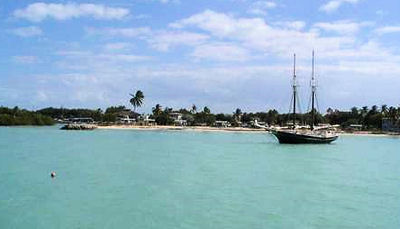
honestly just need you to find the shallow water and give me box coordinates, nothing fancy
[0,126,399,228]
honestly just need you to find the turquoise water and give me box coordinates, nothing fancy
[0,126,399,228]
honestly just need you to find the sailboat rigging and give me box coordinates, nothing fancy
[270,52,339,144]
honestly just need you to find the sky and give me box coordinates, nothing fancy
[0,0,399,113]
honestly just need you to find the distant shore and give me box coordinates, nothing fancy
[96,125,400,136]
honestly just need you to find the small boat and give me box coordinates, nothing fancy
[271,52,339,144]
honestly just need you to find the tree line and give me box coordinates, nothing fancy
[1,90,399,130]
[2,105,399,130]
[0,106,54,126]
[26,104,400,131]
[325,105,400,130]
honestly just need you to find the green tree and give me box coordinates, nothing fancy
[155,107,174,125]
[361,106,368,115]
[0,107,54,126]
[129,90,144,112]
[103,113,117,123]
[233,108,242,125]
[191,104,197,114]
[381,104,388,116]
[370,105,378,114]
[266,109,279,125]
[105,106,127,114]
[152,104,163,116]
[350,107,359,118]
[215,113,231,121]
[388,106,398,121]
[234,108,242,117]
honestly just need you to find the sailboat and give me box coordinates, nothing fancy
[270,52,339,144]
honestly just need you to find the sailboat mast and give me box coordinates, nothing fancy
[292,54,297,129]
[311,50,316,130]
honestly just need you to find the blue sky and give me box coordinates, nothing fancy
[1,0,399,113]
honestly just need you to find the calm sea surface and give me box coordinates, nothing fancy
[0,126,399,228]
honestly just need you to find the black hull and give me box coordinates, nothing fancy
[271,130,338,144]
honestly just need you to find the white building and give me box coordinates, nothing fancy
[117,115,136,124]
[170,112,187,126]
[214,120,230,128]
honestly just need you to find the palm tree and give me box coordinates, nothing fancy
[350,107,359,117]
[234,108,242,116]
[165,107,173,113]
[370,105,378,114]
[129,90,144,112]
[191,104,197,114]
[267,109,279,125]
[361,106,368,117]
[152,104,162,116]
[234,108,242,123]
[203,106,210,114]
[381,104,388,116]
[388,106,398,121]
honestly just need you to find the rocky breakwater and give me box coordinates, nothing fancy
[60,123,97,130]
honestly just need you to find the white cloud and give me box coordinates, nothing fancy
[87,27,209,52]
[14,3,130,22]
[169,10,355,58]
[35,91,48,102]
[319,0,359,13]
[135,14,151,20]
[158,0,180,3]
[12,56,40,64]
[375,10,387,16]
[86,27,151,38]
[149,31,209,51]
[104,42,133,52]
[317,41,400,61]
[54,49,152,72]
[146,0,180,3]
[6,9,400,111]
[247,1,277,15]
[313,21,372,34]
[12,57,400,112]
[57,51,151,63]
[98,54,151,62]
[169,10,238,34]
[10,26,42,37]
[89,10,399,66]
[18,64,291,111]
[374,26,400,35]
[167,9,400,82]
[273,21,306,30]
[191,43,251,62]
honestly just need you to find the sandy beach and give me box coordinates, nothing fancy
[339,132,400,137]
[97,125,265,133]
[97,125,400,136]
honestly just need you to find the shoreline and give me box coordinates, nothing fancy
[3,124,398,137]
[96,125,400,136]
[97,125,265,133]
[339,132,400,137]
